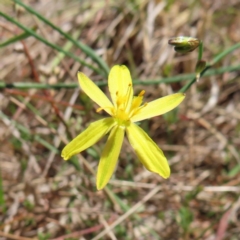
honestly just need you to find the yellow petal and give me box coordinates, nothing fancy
[61,118,115,160]
[108,65,133,109]
[97,125,125,190]
[126,123,170,178]
[78,72,113,115]
[131,93,185,122]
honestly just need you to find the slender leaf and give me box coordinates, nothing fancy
[0,64,240,89]
[0,11,104,75]
[12,0,109,75]
[0,27,36,48]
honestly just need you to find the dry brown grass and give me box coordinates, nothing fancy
[1,0,240,239]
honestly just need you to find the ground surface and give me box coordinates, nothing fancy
[1,0,240,239]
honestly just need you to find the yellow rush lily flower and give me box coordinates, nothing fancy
[61,65,185,190]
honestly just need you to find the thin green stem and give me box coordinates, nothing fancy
[0,26,36,47]
[50,29,82,69]
[0,11,104,76]
[0,111,59,154]
[179,66,210,93]
[12,0,109,75]
[210,42,240,65]
[0,169,5,208]
[1,64,239,89]
[180,41,240,92]
[198,41,203,61]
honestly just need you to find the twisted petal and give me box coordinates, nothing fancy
[126,123,170,178]
[62,118,115,160]
[78,72,113,115]
[131,93,185,122]
[108,65,133,110]
[97,125,125,190]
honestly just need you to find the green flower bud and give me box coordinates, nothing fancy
[195,60,206,81]
[195,60,206,74]
[168,37,200,53]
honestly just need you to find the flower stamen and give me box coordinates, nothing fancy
[115,84,132,111]
[125,84,132,105]
[138,90,145,97]
[97,106,114,115]
[130,102,148,118]
[96,107,104,112]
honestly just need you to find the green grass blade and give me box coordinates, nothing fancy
[50,29,82,69]
[13,0,109,75]
[0,27,36,47]
[0,11,105,76]
[1,64,240,89]
[0,169,5,208]
[211,42,240,65]
[0,111,56,157]
[179,41,240,93]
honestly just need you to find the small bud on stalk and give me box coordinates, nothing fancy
[195,60,206,82]
[168,36,200,53]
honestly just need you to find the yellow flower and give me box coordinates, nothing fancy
[62,65,185,190]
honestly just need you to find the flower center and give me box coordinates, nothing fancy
[114,88,147,126]
[97,86,148,127]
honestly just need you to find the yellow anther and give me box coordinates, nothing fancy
[129,101,148,118]
[138,90,145,97]
[96,107,104,112]
[97,106,115,116]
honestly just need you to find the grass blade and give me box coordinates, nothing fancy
[13,0,109,75]
[1,64,240,89]
[0,11,105,76]
[0,169,5,208]
[0,27,36,48]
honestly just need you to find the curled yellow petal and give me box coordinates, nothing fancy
[131,93,185,122]
[108,65,133,110]
[61,118,115,160]
[78,72,113,115]
[126,123,170,178]
[97,125,125,190]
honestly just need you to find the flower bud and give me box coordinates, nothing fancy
[168,37,200,53]
[195,60,206,81]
